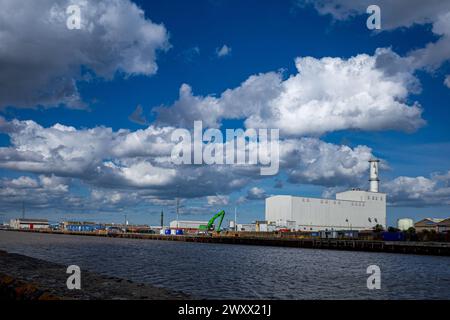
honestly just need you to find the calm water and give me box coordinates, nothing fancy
[1,231,449,299]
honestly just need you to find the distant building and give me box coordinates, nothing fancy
[437,218,450,233]
[414,218,445,232]
[255,221,276,232]
[170,220,208,230]
[10,218,49,230]
[236,223,256,232]
[255,221,268,232]
[265,160,386,232]
[125,225,153,233]
[62,221,95,228]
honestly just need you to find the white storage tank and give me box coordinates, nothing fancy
[398,218,414,231]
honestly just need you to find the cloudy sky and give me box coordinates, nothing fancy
[1,0,450,226]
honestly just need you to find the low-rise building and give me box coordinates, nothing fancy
[414,218,444,232]
[10,218,49,230]
[62,221,95,229]
[236,223,256,232]
[437,218,450,233]
[169,220,208,230]
[255,221,277,232]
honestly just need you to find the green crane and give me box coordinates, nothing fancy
[198,210,225,233]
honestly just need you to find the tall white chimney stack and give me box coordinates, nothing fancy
[369,159,380,193]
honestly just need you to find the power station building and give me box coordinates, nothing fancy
[265,160,386,231]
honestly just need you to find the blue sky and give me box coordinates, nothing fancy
[1,0,450,227]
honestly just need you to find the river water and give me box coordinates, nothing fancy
[0,231,449,299]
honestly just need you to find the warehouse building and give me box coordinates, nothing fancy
[169,220,209,230]
[438,218,450,233]
[10,218,49,230]
[265,160,386,231]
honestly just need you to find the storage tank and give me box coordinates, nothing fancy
[398,218,414,231]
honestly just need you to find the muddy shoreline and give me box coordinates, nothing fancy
[0,250,190,300]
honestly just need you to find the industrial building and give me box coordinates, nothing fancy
[236,223,257,232]
[9,218,49,230]
[169,220,209,230]
[265,160,386,231]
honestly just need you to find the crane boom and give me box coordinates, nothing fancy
[199,210,225,232]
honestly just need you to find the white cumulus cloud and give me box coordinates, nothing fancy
[246,187,267,200]
[299,0,450,76]
[444,76,450,89]
[384,172,450,207]
[0,117,378,201]
[0,0,170,109]
[216,44,232,57]
[156,49,424,136]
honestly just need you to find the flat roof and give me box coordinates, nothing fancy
[267,190,386,203]
[13,218,48,223]
[170,220,208,223]
[267,195,364,204]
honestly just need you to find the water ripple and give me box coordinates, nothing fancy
[1,231,449,299]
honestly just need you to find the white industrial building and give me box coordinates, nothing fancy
[9,218,49,230]
[265,160,386,231]
[169,220,208,229]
